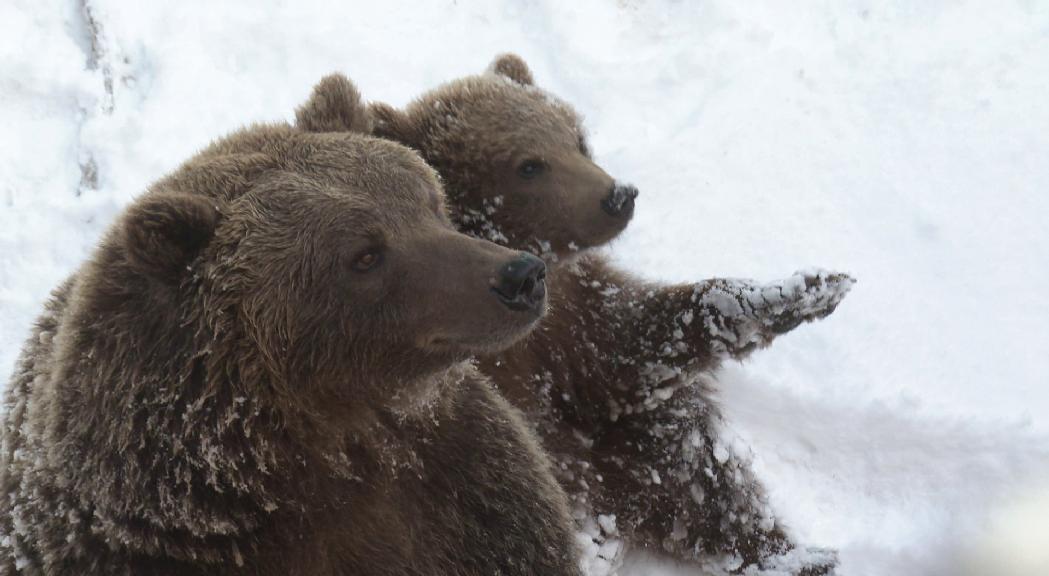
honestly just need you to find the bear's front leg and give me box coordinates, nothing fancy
[586,261,854,375]
[535,259,854,423]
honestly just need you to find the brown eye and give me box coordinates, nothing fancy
[517,159,546,179]
[353,250,382,272]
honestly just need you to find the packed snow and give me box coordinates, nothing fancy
[1,1,1047,574]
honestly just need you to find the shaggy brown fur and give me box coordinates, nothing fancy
[296,57,851,575]
[0,122,582,575]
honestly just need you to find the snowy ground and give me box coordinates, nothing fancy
[2,1,1048,575]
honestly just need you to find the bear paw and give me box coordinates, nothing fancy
[748,545,839,576]
[696,269,855,356]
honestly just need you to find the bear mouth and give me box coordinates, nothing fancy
[422,311,545,355]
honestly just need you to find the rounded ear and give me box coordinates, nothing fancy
[123,193,220,281]
[295,73,372,134]
[369,102,418,144]
[488,53,534,86]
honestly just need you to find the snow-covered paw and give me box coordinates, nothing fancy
[692,546,838,576]
[695,269,854,355]
[746,546,839,576]
[575,513,625,576]
[760,269,855,334]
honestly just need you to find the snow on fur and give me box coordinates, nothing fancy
[2,1,1048,575]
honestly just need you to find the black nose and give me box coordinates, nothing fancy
[601,182,639,217]
[492,253,547,311]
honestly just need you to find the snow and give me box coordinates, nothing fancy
[2,1,1048,574]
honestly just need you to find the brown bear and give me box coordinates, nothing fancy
[0,120,583,574]
[295,58,851,575]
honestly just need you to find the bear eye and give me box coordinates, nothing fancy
[517,159,546,179]
[352,250,383,272]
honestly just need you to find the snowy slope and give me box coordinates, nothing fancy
[2,1,1048,574]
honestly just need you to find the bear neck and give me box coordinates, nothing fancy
[302,360,471,444]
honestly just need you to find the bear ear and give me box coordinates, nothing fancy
[295,73,372,134]
[123,193,221,281]
[369,102,418,144]
[488,53,534,86]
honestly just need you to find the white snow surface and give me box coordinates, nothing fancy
[2,1,1048,574]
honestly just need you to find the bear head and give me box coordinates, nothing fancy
[106,127,548,413]
[296,54,638,261]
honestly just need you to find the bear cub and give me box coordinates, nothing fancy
[295,58,850,575]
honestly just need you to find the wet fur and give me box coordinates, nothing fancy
[0,125,581,575]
